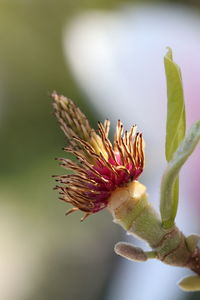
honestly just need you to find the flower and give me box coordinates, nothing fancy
[52,92,144,220]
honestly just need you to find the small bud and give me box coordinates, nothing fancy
[186,234,200,252]
[114,242,148,262]
[178,275,200,292]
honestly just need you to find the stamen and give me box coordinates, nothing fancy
[52,93,145,218]
[80,213,91,222]
[65,207,79,216]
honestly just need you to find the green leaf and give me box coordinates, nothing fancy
[161,48,186,228]
[160,120,200,228]
[164,47,186,161]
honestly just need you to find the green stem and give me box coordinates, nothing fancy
[108,181,200,274]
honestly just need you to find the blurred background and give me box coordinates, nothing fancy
[0,0,200,299]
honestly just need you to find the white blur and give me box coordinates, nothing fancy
[63,4,200,300]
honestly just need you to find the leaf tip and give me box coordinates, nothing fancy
[165,47,173,60]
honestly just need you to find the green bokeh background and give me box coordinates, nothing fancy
[0,0,199,299]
